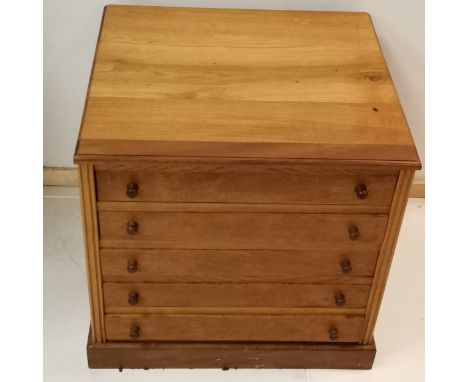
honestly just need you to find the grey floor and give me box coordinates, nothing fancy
[44,186,424,382]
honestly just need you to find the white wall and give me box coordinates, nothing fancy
[44,0,424,178]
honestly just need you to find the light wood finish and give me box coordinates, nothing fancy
[74,6,420,165]
[100,248,377,284]
[78,164,105,342]
[87,329,377,369]
[105,314,365,342]
[95,164,397,206]
[99,211,388,250]
[92,158,410,170]
[103,283,371,309]
[98,201,389,215]
[43,165,425,198]
[90,157,420,168]
[362,169,414,343]
[104,307,366,316]
[75,6,421,369]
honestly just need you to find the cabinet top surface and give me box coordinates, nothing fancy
[75,5,420,166]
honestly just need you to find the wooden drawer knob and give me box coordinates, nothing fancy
[129,325,140,340]
[355,184,368,199]
[127,260,138,273]
[329,327,339,341]
[126,183,139,198]
[340,260,352,274]
[128,291,140,305]
[348,226,360,240]
[127,220,139,235]
[334,293,346,307]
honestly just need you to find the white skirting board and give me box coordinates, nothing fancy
[43,167,425,198]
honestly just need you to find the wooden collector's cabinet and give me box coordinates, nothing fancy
[75,5,421,369]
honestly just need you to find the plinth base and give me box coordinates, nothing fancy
[87,330,376,369]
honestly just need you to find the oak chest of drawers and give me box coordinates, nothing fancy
[75,5,421,369]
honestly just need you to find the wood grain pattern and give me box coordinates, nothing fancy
[97,201,389,215]
[104,307,366,315]
[98,211,388,250]
[78,164,105,342]
[75,6,421,368]
[74,6,108,159]
[105,313,365,342]
[362,169,414,343]
[74,6,420,165]
[100,248,377,284]
[87,329,377,369]
[89,156,420,168]
[103,283,371,309]
[95,163,397,206]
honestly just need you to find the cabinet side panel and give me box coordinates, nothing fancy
[79,164,105,342]
[362,169,414,344]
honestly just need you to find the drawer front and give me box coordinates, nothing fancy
[95,163,397,206]
[99,212,388,250]
[100,248,378,284]
[105,314,365,342]
[103,283,371,310]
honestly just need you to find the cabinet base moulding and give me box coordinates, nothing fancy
[87,330,376,370]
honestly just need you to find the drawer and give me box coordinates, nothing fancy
[105,314,365,342]
[103,283,371,310]
[100,248,378,284]
[95,163,398,206]
[99,212,388,250]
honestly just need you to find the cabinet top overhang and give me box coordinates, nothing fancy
[75,5,420,167]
